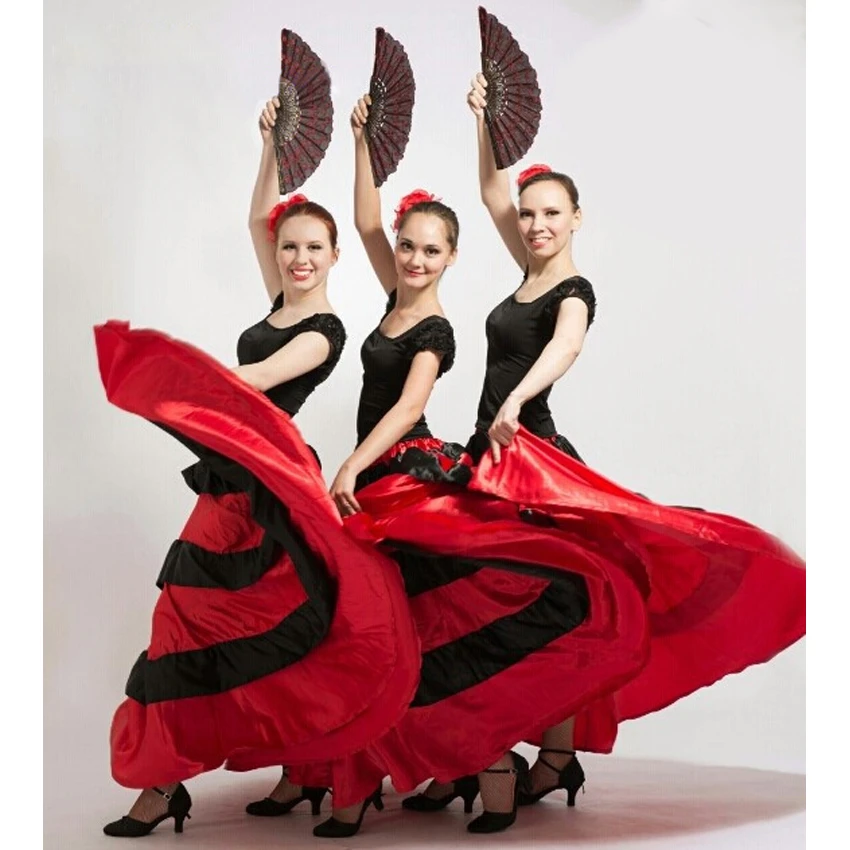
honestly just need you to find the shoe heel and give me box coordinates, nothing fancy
[567,783,584,807]
[174,816,185,833]
[374,793,385,812]
[304,786,328,816]
[463,791,476,813]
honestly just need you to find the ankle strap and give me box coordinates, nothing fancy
[152,786,173,801]
[481,767,517,775]
[537,750,575,776]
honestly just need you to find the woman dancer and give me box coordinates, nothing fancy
[274,94,466,839]
[255,65,803,835]
[401,73,597,817]
[99,98,417,837]
[352,75,805,829]
[312,74,805,836]
[281,83,641,836]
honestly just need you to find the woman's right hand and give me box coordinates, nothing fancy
[259,97,280,143]
[350,94,371,141]
[467,73,488,119]
[330,462,363,517]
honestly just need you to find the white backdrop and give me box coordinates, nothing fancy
[44,0,805,797]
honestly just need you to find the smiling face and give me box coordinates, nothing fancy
[517,180,582,260]
[275,214,339,292]
[394,212,457,290]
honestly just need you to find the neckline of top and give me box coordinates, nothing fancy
[263,311,337,331]
[376,313,446,341]
[512,274,586,305]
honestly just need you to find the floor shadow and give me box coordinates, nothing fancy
[78,757,804,849]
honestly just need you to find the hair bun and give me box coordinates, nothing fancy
[392,189,439,232]
[267,193,309,242]
[517,164,552,188]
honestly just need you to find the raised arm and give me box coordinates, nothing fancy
[249,98,285,303]
[330,350,442,515]
[351,95,397,294]
[467,73,527,270]
[487,298,589,463]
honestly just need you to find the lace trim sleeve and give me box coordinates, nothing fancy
[296,313,347,364]
[545,276,597,329]
[407,318,456,377]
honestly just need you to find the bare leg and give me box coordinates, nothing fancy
[126,783,179,823]
[327,786,383,825]
[418,779,455,799]
[529,717,576,795]
[264,766,303,804]
[477,753,516,814]
[328,800,365,825]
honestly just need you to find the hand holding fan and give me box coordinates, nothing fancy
[274,29,334,194]
[478,7,542,170]
[365,28,415,187]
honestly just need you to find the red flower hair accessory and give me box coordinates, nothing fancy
[392,189,440,232]
[267,193,309,242]
[517,163,552,188]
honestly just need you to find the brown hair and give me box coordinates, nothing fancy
[396,202,460,251]
[519,171,580,210]
[272,201,339,249]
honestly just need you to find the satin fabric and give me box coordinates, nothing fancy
[470,428,806,737]
[291,428,804,806]
[95,322,420,787]
[95,322,805,803]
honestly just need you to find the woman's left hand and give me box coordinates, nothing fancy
[330,463,362,517]
[488,395,522,464]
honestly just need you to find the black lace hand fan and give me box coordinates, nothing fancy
[478,7,542,170]
[365,28,415,187]
[274,29,334,194]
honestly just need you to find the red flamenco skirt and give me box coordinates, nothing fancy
[291,429,805,806]
[94,322,420,789]
[469,429,806,739]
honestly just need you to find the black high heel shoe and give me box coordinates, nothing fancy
[246,785,329,816]
[402,775,480,813]
[103,784,193,837]
[517,748,586,806]
[312,786,384,838]
[467,752,530,834]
